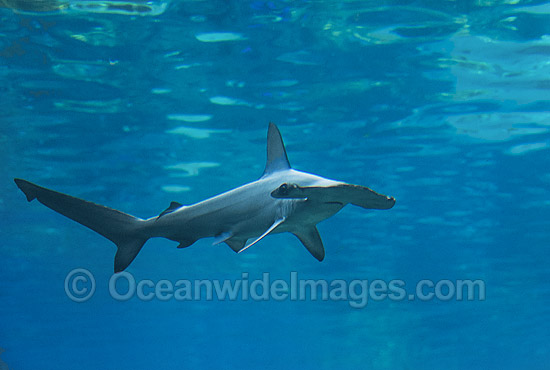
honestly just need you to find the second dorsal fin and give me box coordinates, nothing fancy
[158,201,183,218]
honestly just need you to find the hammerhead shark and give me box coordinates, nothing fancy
[15,123,395,272]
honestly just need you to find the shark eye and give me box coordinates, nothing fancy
[278,183,289,195]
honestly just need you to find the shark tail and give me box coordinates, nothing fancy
[14,178,150,273]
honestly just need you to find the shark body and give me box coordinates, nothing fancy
[15,123,395,272]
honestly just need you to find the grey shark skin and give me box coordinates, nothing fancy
[14,123,395,272]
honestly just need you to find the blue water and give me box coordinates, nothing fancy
[1,1,549,369]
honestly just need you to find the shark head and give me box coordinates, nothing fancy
[262,122,395,210]
[236,123,395,261]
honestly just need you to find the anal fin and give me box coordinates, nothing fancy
[293,226,325,261]
[177,239,196,249]
[212,232,246,252]
[225,238,247,253]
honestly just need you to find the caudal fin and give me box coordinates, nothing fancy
[14,178,149,272]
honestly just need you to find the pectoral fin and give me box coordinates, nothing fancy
[238,217,286,254]
[293,226,325,261]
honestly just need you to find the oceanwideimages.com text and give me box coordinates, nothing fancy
[65,269,486,308]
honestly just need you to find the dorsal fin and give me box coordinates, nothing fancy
[262,122,291,176]
[158,201,183,218]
